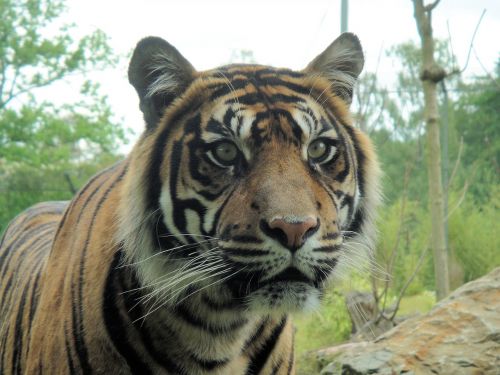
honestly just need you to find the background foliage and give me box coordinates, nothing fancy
[0,0,128,232]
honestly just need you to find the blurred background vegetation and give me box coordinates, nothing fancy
[0,0,498,373]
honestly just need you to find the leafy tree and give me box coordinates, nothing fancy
[0,0,128,232]
[453,59,500,202]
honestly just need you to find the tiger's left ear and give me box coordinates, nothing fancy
[128,37,196,130]
[304,32,364,105]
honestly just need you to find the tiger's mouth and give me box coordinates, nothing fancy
[224,266,322,313]
[243,268,321,313]
[262,267,312,285]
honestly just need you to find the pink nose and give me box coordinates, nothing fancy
[268,217,318,249]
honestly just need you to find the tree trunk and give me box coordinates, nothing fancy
[412,0,450,300]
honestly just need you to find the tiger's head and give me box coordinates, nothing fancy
[119,33,380,315]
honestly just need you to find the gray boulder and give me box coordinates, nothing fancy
[316,267,500,375]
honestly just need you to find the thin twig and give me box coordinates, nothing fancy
[446,180,470,220]
[447,137,463,191]
[425,0,441,12]
[379,161,414,312]
[460,9,487,74]
[446,20,457,72]
[389,244,430,321]
[473,47,500,89]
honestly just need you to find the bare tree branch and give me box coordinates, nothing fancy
[447,137,463,191]
[446,180,471,221]
[446,21,458,72]
[473,47,500,89]
[389,244,430,321]
[361,45,385,128]
[425,0,441,12]
[378,159,415,314]
[458,9,487,75]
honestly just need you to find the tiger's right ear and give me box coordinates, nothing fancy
[128,37,195,130]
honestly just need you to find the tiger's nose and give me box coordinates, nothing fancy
[265,216,319,251]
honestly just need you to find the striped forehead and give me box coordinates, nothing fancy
[200,68,340,146]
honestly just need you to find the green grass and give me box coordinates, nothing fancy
[396,290,436,316]
[293,288,352,374]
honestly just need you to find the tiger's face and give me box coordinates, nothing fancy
[122,34,380,315]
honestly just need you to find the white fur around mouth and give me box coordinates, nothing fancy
[245,281,321,315]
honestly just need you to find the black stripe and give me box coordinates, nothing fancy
[347,209,365,237]
[209,184,239,238]
[12,279,29,374]
[343,125,366,196]
[286,340,295,375]
[103,252,153,374]
[209,78,251,101]
[216,66,305,79]
[341,194,355,227]
[55,163,119,239]
[321,232,340,240]
[243,317,270,351]
[317,180,339,220]
[64,323,76,374]
[225,268,266,299]
[314,259,338,285]
[207,118,233,137]
[245,317,287,375]
[312,245,341,253]
[256,78,311,96]
[169,136,210,236]
[146,99,203,212]
[224,259,266,268]
[118,262,186,374]
[229,235,263,244]
[332,154,350,183]
[222,106,240,131]
[210,70,310,98]
[232,93,305,106]
[0,217,19,249]
[1,228,52,290]
[70,277,91,374]
[270,356,284,375]
[73,163,128,373]
[1,325,10,373]
[174,304,248,335]
[201,294,243,311]
[223,248,269,257]
[27,264,43,326]
[0,273,14,311]
[191,356,230,371]
[0,223,54,279]
[0,203,59,244]
[75,178,105,224]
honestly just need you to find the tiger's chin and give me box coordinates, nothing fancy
[245,282,321,315]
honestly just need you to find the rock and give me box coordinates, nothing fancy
[316,267,500,375]
[345,291,378,334]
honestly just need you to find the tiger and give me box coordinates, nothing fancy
[0,32,380,374]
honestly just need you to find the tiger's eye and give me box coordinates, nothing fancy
[308,139,327,160]
[214,142,238,164]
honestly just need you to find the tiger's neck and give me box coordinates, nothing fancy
[104,250,287,374]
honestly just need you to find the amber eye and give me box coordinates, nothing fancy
[209,141,239,166]
[308,139,328,160]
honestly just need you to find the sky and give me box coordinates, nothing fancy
[54,0,500,148]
